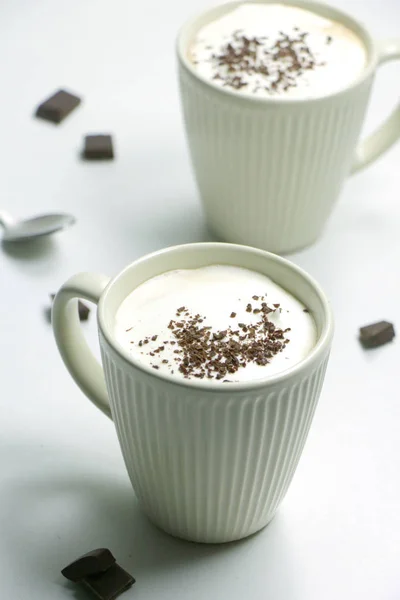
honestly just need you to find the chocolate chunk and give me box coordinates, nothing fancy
[359,321,395,348]
[78,300,90,321]
[50,294,90,321]
[35,89,81,124]
[83,135,114,160]
[62,548,116,582]
[82,563,135,600]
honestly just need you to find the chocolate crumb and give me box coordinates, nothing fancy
[49,294,90,323]
[77,301,90,321]
[230,312,237,318]
[62,549,135,600]
[359,321,395,348]
[36,89,81,124]
[82,564,134,600]
[83,134,114,160]
[61,548,116,582]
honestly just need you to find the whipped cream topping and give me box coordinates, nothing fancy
[114,265,317,383]
[189,3,367,99]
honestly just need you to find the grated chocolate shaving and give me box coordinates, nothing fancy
[137,296,292,381]
[197,27,325,94]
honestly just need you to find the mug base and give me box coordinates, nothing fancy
[144,511,277,544]
[207,221,322,256]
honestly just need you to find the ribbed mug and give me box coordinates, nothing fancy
[177,0,400,253]
[52,243,333,543]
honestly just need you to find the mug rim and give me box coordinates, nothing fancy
[98,242,334,392]
[176,0,377,106]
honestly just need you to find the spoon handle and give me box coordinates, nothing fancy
[0,211,16,228]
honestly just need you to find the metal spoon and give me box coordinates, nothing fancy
[0,210,75,242]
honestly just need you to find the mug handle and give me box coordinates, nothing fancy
[52,272,112,419]
[351,39,400,174]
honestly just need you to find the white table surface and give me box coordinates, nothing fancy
[1,0,399,598]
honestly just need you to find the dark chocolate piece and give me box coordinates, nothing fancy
[359,321,395,348]
[35,89,81,124]
[50,294,90,321]
[62,548,116,582]
[78,300,90,321]
[82,563,135,600]
[83,135,114,160]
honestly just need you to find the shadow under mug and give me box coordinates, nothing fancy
[52,242,333,543]
[177,0,400,253]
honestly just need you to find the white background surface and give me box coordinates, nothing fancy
[0,0,399,599]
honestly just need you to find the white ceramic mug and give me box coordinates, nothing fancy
[177,0,400,254]
[52,243,333,543]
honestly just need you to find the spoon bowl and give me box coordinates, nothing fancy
[0,212,75,242]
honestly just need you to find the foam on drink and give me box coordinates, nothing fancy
[114,265,317,383]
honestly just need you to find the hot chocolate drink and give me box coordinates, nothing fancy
[189,3,367,99]
[114,265,316,383]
